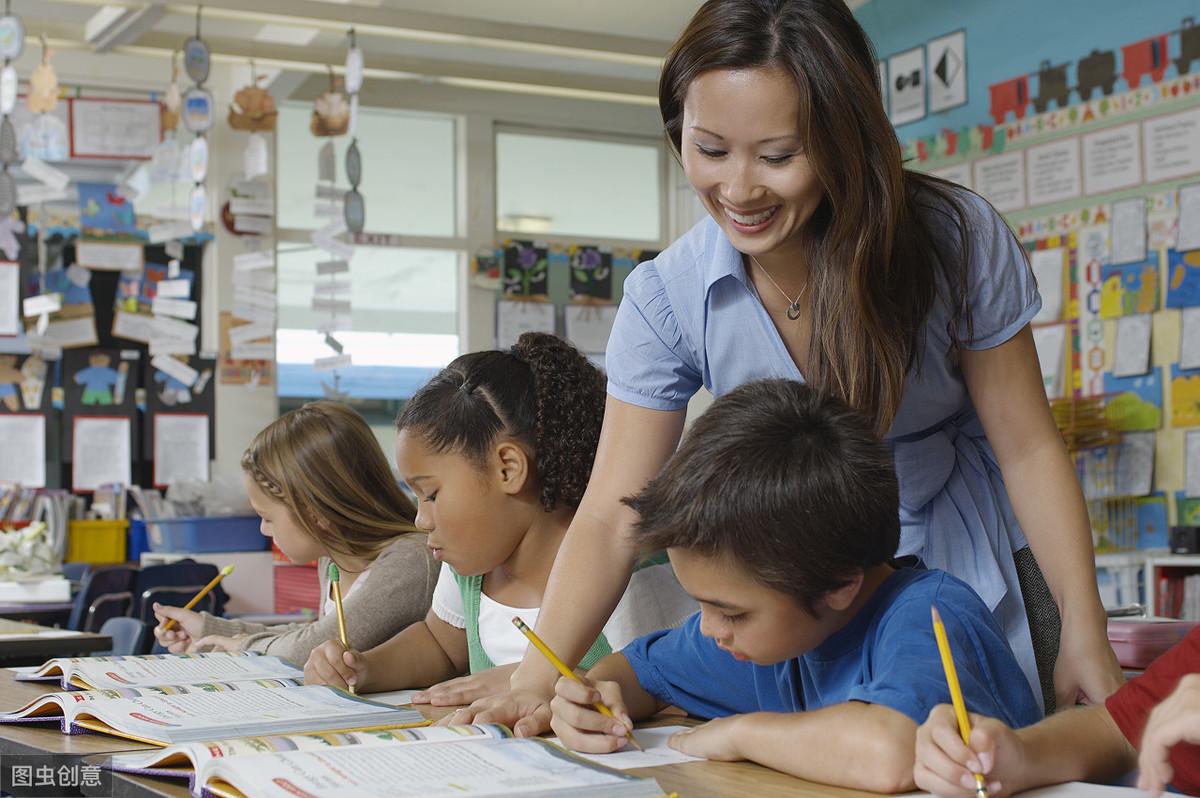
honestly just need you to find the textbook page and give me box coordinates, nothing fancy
[204,738,664,798]
[16,685,424,745]
[19,652,303,688]
[906,783,1147,797]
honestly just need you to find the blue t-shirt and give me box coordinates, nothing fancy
[621,566,1042,727]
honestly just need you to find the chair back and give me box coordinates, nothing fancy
[132,561,226,620]
[97,617,148,657]
[84,591,132,633]
[67,565,137,631]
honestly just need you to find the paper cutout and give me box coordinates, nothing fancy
[1171,364,1200,428]
[1103,368,1162,432]
[1101,254,1159,318]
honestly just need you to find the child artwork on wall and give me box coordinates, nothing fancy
[503,240,549,299]
[63,349,136,412]
[73,351,124,406]
[1103,368,1163,432]
[0,354,49,412]
[77,183,138,236]
[1166,249,1200,309]
[1172,364,1200,428]
[568,245,613,302]
[1101,254,1160,318]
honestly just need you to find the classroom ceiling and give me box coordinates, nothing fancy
[10,0,871,105]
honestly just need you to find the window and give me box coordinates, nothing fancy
[496,129,662,242]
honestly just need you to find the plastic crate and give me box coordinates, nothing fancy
[274,563,321,614]
[66,519,129,564]
[127,519,150,561]
[145,516,269,553]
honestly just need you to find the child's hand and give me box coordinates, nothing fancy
[1138,673,1200,798]
[189,634,243,653]
[667,715,743,761]
[549,675,636,753]
[152,603,205,654]
[914,704,1023,797]
[304,639,369,692]
[413,663,517,706]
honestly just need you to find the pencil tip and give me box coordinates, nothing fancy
[930,605,942,624]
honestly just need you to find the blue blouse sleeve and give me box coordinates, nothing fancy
[605,262,703,411]
[957,192,1042,350]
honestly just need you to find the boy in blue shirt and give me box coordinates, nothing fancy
[549,380,1042,792]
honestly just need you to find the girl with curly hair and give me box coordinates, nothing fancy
[303,333,695,699]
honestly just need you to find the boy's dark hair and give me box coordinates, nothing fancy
[396,332,605,512]
[623,379,900,610]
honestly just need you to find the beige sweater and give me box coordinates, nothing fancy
[196,534,437,666]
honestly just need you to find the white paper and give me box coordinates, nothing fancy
[564,304,618,354]
[1112,313,1152,378]
[1188,430,1200,499]
[22,293,61,318]
[151,297,198,320]
[364,689,420,706]
[70,99,161,159]
[234,215,273,235]
[111,310,155,344]
[240,289,277,310]
[1032,325,1067,399]
[75,241,143,272]
[65,264,91,288]
[233,250,274,272]
[1029,248,1064,323]
[154,414,209,486]
[1115,431,1155,498]
[230,343,275,360]
[151,355,199,388]
[232,306,276,325]
[1143,107,1200,184]
[228,322,274,346]
[156,279,191,299]
[927,30,966,113]
[15,184,70,206]
[234,270,275,291]
[146,221,193,244]
[313,279,352,297]
[314,354,353,371]
[36,317,97,348]
[0,415,46,487]
[888,46,926,125]
[548,725,703,770]
[230,197,274,217]
[1183,307,1200,371]
[0,262,17,336]
[929,162,972,190]
[1026,137,1081,207]
[1111,197,1147,265]
[1179,182,1200,253]
[316,259,350,275]
[72,416,131,491]
[148,339,197,357]
[151,316,199,341]
[312,297,351,314]
[496,300,555,349]
[1082,122,1142,196]
[20,156,69,190]
[973,151,1026,212]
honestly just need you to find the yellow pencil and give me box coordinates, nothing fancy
[511,616,643,751]
[931,605,989,798]
[329,562,354,694]
[161,565,234,631]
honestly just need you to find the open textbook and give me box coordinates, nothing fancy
[15,651,303,690]
[105,723,667,798]
[0,678,425,745]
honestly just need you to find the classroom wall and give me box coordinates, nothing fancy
[855,0,1199,142]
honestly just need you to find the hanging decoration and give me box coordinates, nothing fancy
[181,7,210,234]
[161,50,181,133]
[343,29,364,235]
[310,65,349,138]
[229,60,275,180]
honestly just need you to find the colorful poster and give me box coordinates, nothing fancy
[1103,368,1162,431]
[1136,494,1169,550]
[1171,364,1200,428]
[1100,254,1159,318]
[502,240,549,299]
[77,182,138,236]
[1167,249,1200,308]
[1075,225,1110,397]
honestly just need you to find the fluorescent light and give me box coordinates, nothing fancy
[253,24,321,47]
[84,5,129,43]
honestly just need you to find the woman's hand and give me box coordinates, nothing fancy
[151,603,206,654]
[411,663,517,706]
[1053,608,1123,707]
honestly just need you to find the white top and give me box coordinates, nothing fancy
[431,560,697,667]
[322,568,370,619]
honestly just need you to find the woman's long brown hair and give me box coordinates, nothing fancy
[661,0,976,434]
[242,401,419,565]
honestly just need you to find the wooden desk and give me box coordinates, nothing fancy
[0,669,877,797]
[0,600,74,625]
[0,619,111,666]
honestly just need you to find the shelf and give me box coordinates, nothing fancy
[1148,555,1200,568]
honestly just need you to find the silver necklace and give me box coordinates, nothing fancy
[749,255,807,321]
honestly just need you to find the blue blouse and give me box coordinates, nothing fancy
[605,189,1044,702]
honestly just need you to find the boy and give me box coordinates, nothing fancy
[549,380,1042,793]
[914,626,1200,797]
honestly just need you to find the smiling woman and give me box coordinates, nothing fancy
[456,0,1125,738]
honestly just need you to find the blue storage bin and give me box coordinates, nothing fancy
[145,516,268,553]
[127,519,151,561]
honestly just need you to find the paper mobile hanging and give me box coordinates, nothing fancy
[310,66,349,138]
[228,69,277,132]
[161,52,181,132]
[27,36,56,115]
[342,30,364,234]
[0,12,22,61]
[0,3,21,216]
[183,7,209,233]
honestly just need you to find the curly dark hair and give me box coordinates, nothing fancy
[396,333,606,512]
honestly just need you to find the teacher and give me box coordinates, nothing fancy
[457,0,1121,732]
